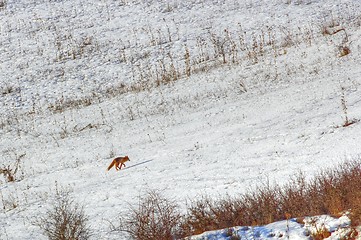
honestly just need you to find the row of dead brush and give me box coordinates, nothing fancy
[112,158,361,239]
[27,158,361,239]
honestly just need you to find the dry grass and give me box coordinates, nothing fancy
[0,152,25,183]
[308,218,331,240]
[41,21,320,115]
[0,0,6,10]
[23,10,359,115]
[339,86,359,128]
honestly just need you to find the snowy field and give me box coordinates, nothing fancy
[1,0,361,239]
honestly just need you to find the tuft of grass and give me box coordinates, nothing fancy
[0,190,18,212]
[308,218,331,240]
[0,152,25,183]
[339,46,351,57]
[0,0,6,10]
[339,86,359,127]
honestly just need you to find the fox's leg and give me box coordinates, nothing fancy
[119,163,125,170]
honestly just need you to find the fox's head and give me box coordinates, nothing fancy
[124,155,130,161]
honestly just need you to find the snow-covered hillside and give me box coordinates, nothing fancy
[1,0,361,239]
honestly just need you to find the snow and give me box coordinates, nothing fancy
[190,215,352,240]
[1,0,361,239]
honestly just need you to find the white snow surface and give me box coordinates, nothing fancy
[1,0,361,239]
[190,215,353,240]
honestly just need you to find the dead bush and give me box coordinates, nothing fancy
[182,195,244,235]
[35,189,91,240]
[181,158,361,236]
[311,160,361,225]
[278,172,314,217]
[115,190,183,240]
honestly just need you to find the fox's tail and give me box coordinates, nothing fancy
[107,160,115,171]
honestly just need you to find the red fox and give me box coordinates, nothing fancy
[107,156,130,171]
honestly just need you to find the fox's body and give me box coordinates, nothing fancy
[107,156,130,171]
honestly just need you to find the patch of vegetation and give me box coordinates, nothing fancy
[114,159,361,239]
[110,190,183,240]
[182,159,361,236]
[0,151,25,183]
[34,188,91,240]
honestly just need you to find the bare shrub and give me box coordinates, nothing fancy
[246,185,282,225]
[35,189,91,240]
[311,160,361,224]
[209,30,229,64]
[278,172,322,218]
[182,195,244,235]
[181,158,361,236]
[115,190,183,240]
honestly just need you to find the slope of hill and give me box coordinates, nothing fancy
[1,0,361,239]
